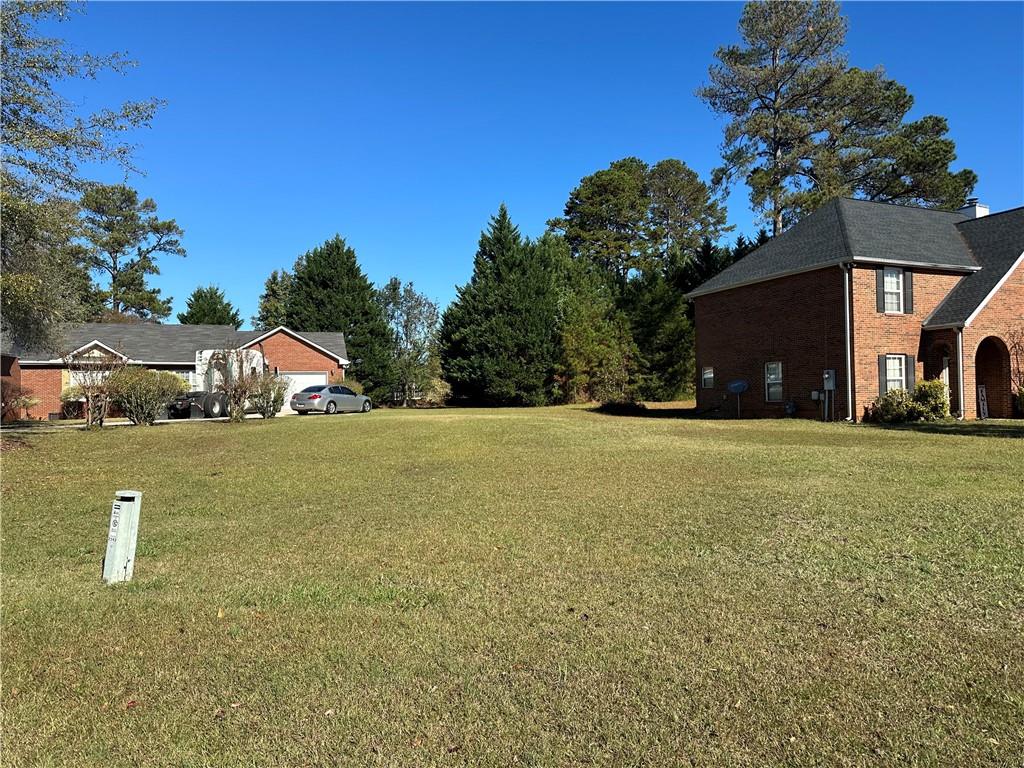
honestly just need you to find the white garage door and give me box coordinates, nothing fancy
[281,371,328,411]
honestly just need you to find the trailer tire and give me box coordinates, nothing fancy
[204,393,224,418]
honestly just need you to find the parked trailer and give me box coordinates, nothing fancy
[167,348,266,419]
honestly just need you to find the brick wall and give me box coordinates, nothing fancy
[849,266,963,420]
[20,366,64,420]
[246,331,344,381]
[693,266,848,419]
[961,258,1024,418]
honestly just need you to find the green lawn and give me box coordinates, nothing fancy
[2,408,1022,766]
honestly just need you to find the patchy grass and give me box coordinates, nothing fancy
[1,407,1021,766]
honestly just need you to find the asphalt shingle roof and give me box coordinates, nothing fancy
[925,207,1024,327]
[14,324,348,364]
[687,198,979,298]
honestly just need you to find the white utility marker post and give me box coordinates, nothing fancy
[102,490,143,584]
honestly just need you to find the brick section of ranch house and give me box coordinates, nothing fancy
[694,266,848,419]
[849,266,963,420]
[19,364,195,420]
[246,330,345,381]
[18,366,63,420]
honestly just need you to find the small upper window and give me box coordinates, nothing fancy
[765,362,783,402]
[885,355,906,393]
[883,268,904,313]
[701,367,714,389]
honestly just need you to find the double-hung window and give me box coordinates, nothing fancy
[701,367,714,389]
[884,354,906,393]
[765,362,783,402]
[883,268,904,313]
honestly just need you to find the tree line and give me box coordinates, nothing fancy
[1,1,978,407]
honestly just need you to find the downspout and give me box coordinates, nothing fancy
[956,328,966,420]
[843,264,854,421]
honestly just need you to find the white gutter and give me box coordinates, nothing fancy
[843,264,854,421]
[957,328,966,420]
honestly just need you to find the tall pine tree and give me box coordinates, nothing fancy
[439,206,563,406]
[285,236,395,401]
[699,0,976,234]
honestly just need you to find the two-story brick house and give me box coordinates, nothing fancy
[688,198,1023,421]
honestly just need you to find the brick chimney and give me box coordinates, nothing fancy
[957,198,989,218]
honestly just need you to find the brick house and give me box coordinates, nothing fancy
[1,324,348,420]
[687,198,1023,421]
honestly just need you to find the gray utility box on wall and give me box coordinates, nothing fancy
[102,490,143,585]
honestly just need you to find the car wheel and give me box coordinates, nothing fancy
[326,400,337,414]
[203,394,223,418]
[361,400,371,413]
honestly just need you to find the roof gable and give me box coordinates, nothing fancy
[238,327,349,364]
[925,207,1024,328]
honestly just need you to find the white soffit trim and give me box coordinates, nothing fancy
[964,249,1024,328]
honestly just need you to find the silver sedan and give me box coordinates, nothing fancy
[290,385,372,414]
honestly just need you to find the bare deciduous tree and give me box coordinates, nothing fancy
[62,347,126,427]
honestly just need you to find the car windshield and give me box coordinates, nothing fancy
[300,386,324,393]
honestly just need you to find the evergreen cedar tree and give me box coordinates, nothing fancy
[252,270,292,330]
[284,235,396,402]
[699,0,976,235]
[1,1,163,350]
[177,285,242,329]
[439,205,563,406]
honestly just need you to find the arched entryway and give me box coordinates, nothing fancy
[975,336,1012,418]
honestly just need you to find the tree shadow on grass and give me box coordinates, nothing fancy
[874,420,1024,439]
[589,403,702,419]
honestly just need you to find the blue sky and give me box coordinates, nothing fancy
[50,1,1023,326]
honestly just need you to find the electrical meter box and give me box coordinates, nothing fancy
[823,369,837,391]
[103,490,142,584]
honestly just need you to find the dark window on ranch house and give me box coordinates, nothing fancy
[701,367,714,389]
[765,362,783,402]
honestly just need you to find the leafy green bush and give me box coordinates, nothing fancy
[249,373,287,418]
[344,379,364,396]
[869,388,921,424]
[912,379,950,420]
[109,368,186,425]
[870,379,951,424]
